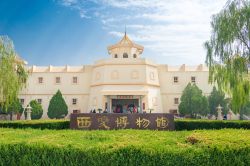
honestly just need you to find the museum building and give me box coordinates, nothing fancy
[19,33,213,118]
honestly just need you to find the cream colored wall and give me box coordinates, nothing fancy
[18,61,214,119]
[19,66,93,118]
[158,64,213,113]
[89,58,162,112]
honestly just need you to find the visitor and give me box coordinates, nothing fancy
[103,108,108,113]
[89,110,93,113]
[129,105,133,113]
[117,107,121,113]
[92,109,96,113]
[223,114,227,120]
[123,104,128,114]
[137,106,141,113]
[133,106,137,113]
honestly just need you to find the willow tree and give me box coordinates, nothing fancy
[204,0,250,114]
[0,36,28,112]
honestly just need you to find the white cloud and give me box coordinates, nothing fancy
[57,0,228,64]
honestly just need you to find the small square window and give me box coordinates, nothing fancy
[173,76,178,83]
[20,99,24,105]
[37,99,42,104]
[174,98,179,104]
[73,77,78,84]
[56,77,61,84]
[38,77,43,84]
[72,98,77,105]
[191,76,196,83]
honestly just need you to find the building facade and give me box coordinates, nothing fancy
[19,34,213,119]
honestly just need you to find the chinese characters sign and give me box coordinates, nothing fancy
[117,95,134,99]
[70,113,174,130]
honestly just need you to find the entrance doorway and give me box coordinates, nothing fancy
[112,99,139,113]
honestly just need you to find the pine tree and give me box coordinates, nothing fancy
[179,83,209,118]
[208,87,229,116]
[48,90,68,119]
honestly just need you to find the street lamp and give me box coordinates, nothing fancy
[26,104,32,120]
[216,104,223,120]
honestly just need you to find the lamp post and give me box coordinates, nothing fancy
[26,104,32,120]
[216,104,223,120]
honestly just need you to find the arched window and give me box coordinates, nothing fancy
[114,54,118,58]
[123,53,128,58]
[133,54,137,58]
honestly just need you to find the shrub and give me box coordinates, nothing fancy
[0,129,249,165]
[175,120,250,130]
[0,119,249,130]
[0,120,69,130]
[29,100,43,120]
[48,90,68,119]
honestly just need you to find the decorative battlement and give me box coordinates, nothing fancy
[28,65,92,73]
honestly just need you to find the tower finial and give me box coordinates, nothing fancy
[125,25,127,36]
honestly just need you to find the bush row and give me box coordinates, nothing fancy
[0,120,69,130]
[175,120,250,130]
[0,128,249,166]
[0,119,249,130]
[0,143,249,166]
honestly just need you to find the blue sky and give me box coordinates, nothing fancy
[0,0,227,66]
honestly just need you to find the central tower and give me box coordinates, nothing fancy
[89,33,162,114]
[107,33,144,59]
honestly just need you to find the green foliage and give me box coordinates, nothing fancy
[28,100,43,120]
[179,83,209,118]
[205,0,250,113]
[0,36,28,111]
[48,90,68,119]
[0,119,249,131]
[0,98,23,114]
[175,119,250,130]
[0,120,69,130]
[240,100,250,116]
[0,128,249,165]
[208,87,229,115]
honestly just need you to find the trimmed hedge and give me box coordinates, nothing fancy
[0,120,69,130]
[175,120,250,130]
[0,119,250,130]
[0,128,249,165]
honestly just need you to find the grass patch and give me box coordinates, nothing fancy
[0,128,249,165]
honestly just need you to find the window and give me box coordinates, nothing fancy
[173,76,178,83]
[20,99,24,105]
[133,54,137,58]
[169,109,178,114]
[123,53,128,58]
[174,98,179,104]
[191,76,196,83]
[73,77,78,84]
[72,98,77,105]
[38,77,43,84]
[56,77,61,84]
[150,72,155,80]
[114,54,118,58]
[37,99,42,104]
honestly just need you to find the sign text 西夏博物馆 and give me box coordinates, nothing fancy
[70,113,175,130]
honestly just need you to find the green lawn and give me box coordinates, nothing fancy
[0,128,249,165]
